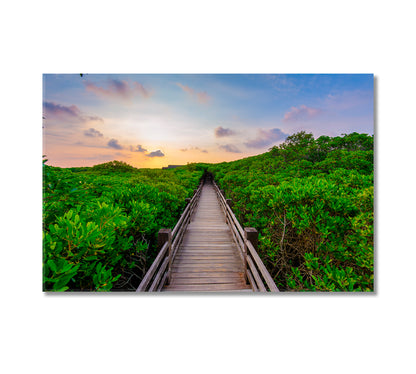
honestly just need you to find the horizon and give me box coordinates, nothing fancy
[43,74,374,168]
[44,128,374,170]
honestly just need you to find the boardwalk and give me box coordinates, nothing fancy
[163,182,252,292]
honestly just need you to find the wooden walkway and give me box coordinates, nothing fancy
[163,182,252,292]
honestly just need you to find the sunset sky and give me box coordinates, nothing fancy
[43,74,374,168]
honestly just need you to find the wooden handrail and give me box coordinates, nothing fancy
[136,181,203,292]
[212,181,279,292]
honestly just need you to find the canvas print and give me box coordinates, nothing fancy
[43,74,374,292]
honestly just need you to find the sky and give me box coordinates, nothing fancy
[43,74,374,168]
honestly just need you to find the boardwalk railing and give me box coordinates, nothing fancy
[213,181,279,292]
[136,182,203,292]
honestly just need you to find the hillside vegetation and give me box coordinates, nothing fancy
[43,160,205,291]
[208,132,374,291]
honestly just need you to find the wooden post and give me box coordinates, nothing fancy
[157,229,172,284]
[245,227,258,250]
[193,189,197,195]
[221,189,225,197]
[226,198,233,208]
[244,227,258,281]
[185,198,191,205]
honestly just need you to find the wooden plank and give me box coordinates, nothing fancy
[174,258,240,264]
[172,265,243,271]
[173,254,238,260]
[174,272,246,284]
[182,240,233,244]
[172,259,242,268]
[182,237,234,242]
[170,277,245,285]
[163,283,252,291]
[176,251,236,256]
[174,255,238,260]
[186,228,230,232]
[177,249,236,253]
[170,271,245,278]
[177,246,234,251]
[172,268,243,274]
[179,244,236,248]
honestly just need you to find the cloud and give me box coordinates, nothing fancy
[43,101,80,119]
[264,74,300,95]
[219,144,242,153]
[283,105,322,122]
[147,150,165,157]
[84,79,151,101]
[43,101,103,123]
[215,126,235,138]
[244,128,289,148]
[180,146,208,153]
[176,83,211,104]
[107,139,123,150]
[84,128,103,137]
[130,144,147,153]
[73,141,107,149]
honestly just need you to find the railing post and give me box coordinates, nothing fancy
[245,227,258,250]
[221,189,225,197]
[244,227,258,281]
[226,198,233,208]
[157,228,172,284]
[185,198,191,205]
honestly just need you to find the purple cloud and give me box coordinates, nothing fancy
[107,139,123,150]
[147,150,165,157]
[43,101,81,118]
[43,101,103,123]
[130,144,147,153]
[283,105,322,122]
[244,128,288,148]
[180,146,208,153]
[219,144,242,153]
[215,126,235,138]
[84,128,103,137]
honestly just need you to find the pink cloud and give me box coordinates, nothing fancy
[283,105,322,122]
[43,101,103,123]
[84,79,151,100]
[176,83,211,104]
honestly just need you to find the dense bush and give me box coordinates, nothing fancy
[43,160,204,291]
[208,132,374,291]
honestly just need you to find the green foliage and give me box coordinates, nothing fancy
[43,132,374,292]
[43,160,203,291]
[209,132,374,292]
